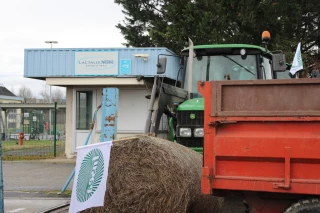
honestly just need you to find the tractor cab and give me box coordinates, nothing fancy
[145,32,289,151]
[175,42,287,150]
[181,44,277,98]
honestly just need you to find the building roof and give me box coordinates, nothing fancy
[0,85,16,97]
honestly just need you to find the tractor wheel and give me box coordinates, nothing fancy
[283,198,320,213]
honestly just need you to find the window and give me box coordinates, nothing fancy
[185,55,259,97]
[76,91,93,130]
[208,55,257,81]
[261,57,272,79]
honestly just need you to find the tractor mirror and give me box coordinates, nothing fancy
[272,54,286,72]
[157,57,167,74]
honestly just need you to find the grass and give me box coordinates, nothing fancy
[2,151,66,161]
[44,190,72,197]
[15,190,72,197]
[2,155,56,161]
[2,140,65,152]
[1,139,65,160]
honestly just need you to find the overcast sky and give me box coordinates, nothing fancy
[0,0,126,97]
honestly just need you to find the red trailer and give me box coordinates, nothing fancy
[199,79,320,213]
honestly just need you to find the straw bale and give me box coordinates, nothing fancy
[82,135,223,213]
[188,195,224,213]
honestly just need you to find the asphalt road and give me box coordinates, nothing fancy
[3,161,75,191]
[2,160,245,213]
[2,160,75,213]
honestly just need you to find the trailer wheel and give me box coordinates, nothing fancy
[283,198,320,213]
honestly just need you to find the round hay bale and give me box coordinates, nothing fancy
[188,195,224,213]
[82,135,223,213]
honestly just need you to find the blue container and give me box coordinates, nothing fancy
[24,47,181,81]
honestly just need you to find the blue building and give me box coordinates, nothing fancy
[24,47,181,157]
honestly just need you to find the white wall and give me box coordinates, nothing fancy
[66,86,149,156]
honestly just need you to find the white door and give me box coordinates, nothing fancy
[73,89,96,150]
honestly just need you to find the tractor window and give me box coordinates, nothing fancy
[208,55,257,81]
[192,56,207,93]
[184,56,207,95]
[261,57,272,79]
[184,55,259,95]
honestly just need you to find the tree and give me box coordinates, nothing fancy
[115,0,320,60]
[18,85,36,103]
[39,85,50,103]
[39,85,66,104]
[115,0,224,53]
[52,87,66,104]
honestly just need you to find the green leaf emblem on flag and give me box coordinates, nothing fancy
[297,49,303,67]
[76,148,104,202]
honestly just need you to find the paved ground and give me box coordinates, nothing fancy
[2,158,245,213]
[3,160,75,191]
[4,192,69,213]
[2,159,75,212]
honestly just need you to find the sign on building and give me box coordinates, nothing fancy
[120,59,131,75]
[75,51,118,75]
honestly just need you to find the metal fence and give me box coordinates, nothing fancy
[0,107,66,160]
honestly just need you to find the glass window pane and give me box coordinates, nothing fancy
[209,55,257,81]
[261,57,272,79]
[76,91,92,130]
[185,55,259,97]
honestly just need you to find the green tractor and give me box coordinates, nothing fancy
[145,33,290,152]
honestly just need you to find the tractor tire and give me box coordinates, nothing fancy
[283,198,320,213]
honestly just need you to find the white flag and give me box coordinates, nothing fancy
[69,141,112,213]
[289,42,303,75]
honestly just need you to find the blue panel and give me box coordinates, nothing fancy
[164,48,181,80]
[24,47,181,81]
[65,50,73,76]
[120,59,131,75]
[100,88,119,141]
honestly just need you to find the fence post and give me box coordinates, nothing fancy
[100,88,119,142]
[0,106,4,213]
[53,102,57,157]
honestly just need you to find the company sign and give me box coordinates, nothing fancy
[75,51,118,75]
